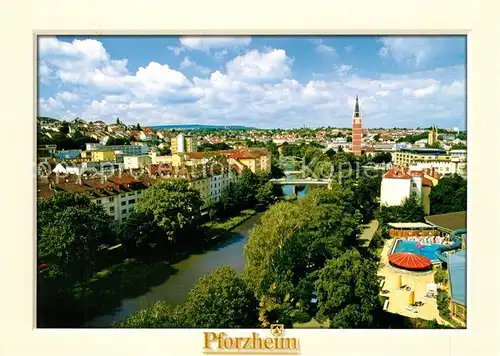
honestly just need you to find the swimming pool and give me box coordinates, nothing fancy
[392,239,446,263]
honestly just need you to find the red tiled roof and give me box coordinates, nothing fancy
[107,173,138,185]
[383,167,411,179]
[422,177,434,187]
[186,152,208,159]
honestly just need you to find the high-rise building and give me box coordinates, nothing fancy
[171,133,197,155]
[351,96,362,156]
[427,125,439,146]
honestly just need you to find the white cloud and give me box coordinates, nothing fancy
[413,84,440,97]
[312,39,336,55]
[167,46,185,56]
[378,37,432,67]
[214,50,228,60]
[441,80,465,97]
[335,64,352,76]
[39,37,109,61]
[56,91,78,102]
[38,37,465,128]
[179,56,211,75]
[225,49,292,82]
[344,45,353,52]
[179,36,251,51]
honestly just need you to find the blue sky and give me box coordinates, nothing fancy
[38,35,466,129]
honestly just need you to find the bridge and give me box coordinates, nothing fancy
[283,170,303,175]
[270,178,331,186]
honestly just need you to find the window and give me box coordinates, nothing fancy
[122,217,127,222]
[109,197,114,202]
[129,207,134,213]
[96,199,102,204]
[137,191,142,195]
[110,207,115,213]
[121,201,126,206]
[129,199,135,204]
[122,209,127,214]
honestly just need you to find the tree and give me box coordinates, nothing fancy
[429,174,467,215]
[37,193,115,281]
[59,122,70,135]
[179,266,259,328]
[377,193,425,226]
[134,179,203,246]
[119,301,182,328]
[371,152,392,164]
[314,249,380,328]
[325,148,336,159]
[136,123,142,131]
[116,118,120,125]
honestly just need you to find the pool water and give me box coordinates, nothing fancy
[393,239,445,262]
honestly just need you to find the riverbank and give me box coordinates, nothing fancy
[78,208,260,327]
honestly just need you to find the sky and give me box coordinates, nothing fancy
[38,35,466,129]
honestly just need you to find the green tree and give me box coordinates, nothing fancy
[179,266,259,328]
[371,152,392,164]
[377,193,425,226]
[429,174,467,214]
[59,122,70,135]
[314,249,380,328]
[134,179,203,246]
[37,193,115,281]
[119,301,182,328]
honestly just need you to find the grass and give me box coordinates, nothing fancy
[293,318,329,328]
[202,209,256,240]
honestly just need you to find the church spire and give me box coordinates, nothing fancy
[354,95,360,117]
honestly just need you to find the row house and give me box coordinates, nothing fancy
[37,173,149,224]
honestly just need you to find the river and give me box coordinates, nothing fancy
[86,182,309,327]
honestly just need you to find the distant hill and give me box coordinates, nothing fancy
[149,124,255,130]
[37,116,60,123]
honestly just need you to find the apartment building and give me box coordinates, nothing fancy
[123,155,152,169]
[380,166,440,214]
[85,142,148,156]
[37,172,148,224]
[171,133,197,155]
[392,148,467,177]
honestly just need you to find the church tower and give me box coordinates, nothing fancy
[351,95,362,156]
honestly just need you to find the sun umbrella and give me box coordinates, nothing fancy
[389,252,432,270]
[416,243,425,249]
[408,290,415,305]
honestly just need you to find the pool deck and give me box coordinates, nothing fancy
[378,238,448,325]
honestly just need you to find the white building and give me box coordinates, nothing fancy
[53,162,81,175]
[123,155,152,169]
[380,166,439,215]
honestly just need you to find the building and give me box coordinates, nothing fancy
[392,148,467,177]
[351,96,362,156]
[37,172,148,224]
[447,249,466,323]
[380,166,439,214]
[85,143,147,156]
[37,144,57,160]
[184,149,272,173]
[54,150,82,159]
[149,151,173,164]
[123,155,152,170]
[424,211,467,234]
[171,133,197,155]
[427,125,439,146]
[80,150,116,162]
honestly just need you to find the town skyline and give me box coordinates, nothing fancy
[38,36,466,130]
